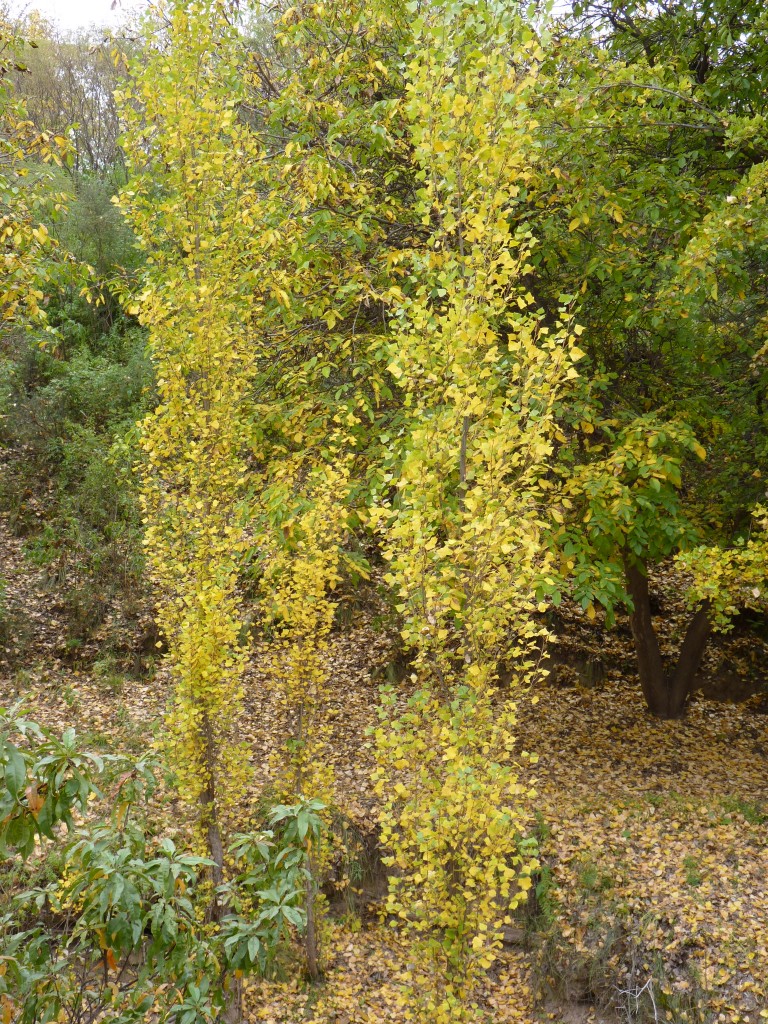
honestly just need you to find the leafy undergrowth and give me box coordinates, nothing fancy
[1,520,766,1022]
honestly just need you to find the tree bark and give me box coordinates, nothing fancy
[221,977,243,1024]
[624,560,667,716]
[668,601,711,711]
[201,713,242,1024]
[457,414,470,515]
[201,713,225,897]
[624,559,710,719]
[304,843,320,981]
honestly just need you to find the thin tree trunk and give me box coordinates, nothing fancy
[201,713,225,897]
[668,601,711,712]
[221,978,243,1024]
[304,843,319,981]
[200,713,242,1023]
[624,559,710,719]
[457,414,470,515]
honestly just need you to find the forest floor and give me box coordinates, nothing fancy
[1,516,767,1024]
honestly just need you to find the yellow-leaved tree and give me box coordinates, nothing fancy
[116,2,584,1013]
[236,0,409,821]
[235,0,417,976]
[257,449,352,978]
[372,2,583,1019]
[678,506,768,628]
[117,0,262,890]
[1,19,72,326]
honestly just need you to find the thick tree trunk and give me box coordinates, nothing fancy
[624,560,666,714]
[624,560,711,719]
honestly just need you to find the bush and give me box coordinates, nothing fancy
[0,168,150,653]
[0,324,150,646]
[0,707,324,1024]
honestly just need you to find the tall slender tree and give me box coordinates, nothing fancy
[372,2,581,1017]
[117,0,261,895]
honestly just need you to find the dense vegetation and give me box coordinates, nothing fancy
[0,1,765,1022]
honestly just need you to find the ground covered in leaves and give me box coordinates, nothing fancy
[1,518,766,1023]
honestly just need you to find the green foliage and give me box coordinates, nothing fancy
[0,48,148,645]
[0,325,149,640]
[0,705,103,859]
[514,0,768,622]
[4,0,768,1016]
[0,708,324,1024]
[678,506,768,628]
[221,801,325,976]
[552,416,706,618]
[0,19,75,327]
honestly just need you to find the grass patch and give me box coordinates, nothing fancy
[720,795,766,825]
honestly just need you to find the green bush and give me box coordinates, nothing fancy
[0,168,150,651]
[0,323,150,644]
[0,708,324,1024]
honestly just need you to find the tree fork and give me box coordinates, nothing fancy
[624,559,711,718]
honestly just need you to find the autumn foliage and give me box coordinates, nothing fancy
[0,0,767,1022]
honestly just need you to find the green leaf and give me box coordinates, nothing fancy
[4,747,26,800]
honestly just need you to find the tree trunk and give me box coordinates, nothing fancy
[221,977,243,1024]
[624,560,667,715]
[304,843,320,981]
[624,559,711,719]
[669,601,711,709]
[201,713,225,897]
[201,714,242,1024]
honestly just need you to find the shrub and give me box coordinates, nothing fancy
[0,707,324,1024]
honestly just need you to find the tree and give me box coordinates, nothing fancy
[236,0,416,975]
[553,415,712,717]
[11,17,124,179]
[511,0,768,715]
[117,0,261,945]
[0,16,72,327]
[369,1,581,1016]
